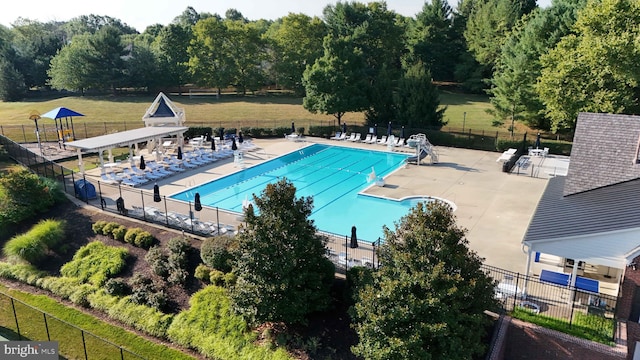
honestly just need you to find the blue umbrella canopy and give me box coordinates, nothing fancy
[41,107,84,144]
[41,107,84,119]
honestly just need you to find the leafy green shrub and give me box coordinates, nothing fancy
[166,237,191,285]
[92,221,108,234]
[124,228,142,244]
[112,225,127,242]
[104,278,131,296]
[146,246,169,278]
[135,231,155,249]
[0,262,47,284]
[102,222,120,237]
[223,272,237,287]
[88,289,174,338]
[209,269,225,286]
[38,276,98,307]
[194,264,211,283]
[3,232,47,263]
[3,219,66,264]
[0,167,61,225]
[200,236,237,272]
[69,283,96,307]
[168,285,291,360]
[129,274,169,311]
[30,219,65,249]
[60,242,128,286]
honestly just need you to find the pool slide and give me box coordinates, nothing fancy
[407,149,429,164]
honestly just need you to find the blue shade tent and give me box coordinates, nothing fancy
[41,107,84,147]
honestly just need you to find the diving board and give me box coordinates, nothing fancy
[539,270,599,293]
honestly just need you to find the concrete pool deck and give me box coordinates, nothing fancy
[85,136,560,274]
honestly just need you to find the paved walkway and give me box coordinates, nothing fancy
[84,136,556,273]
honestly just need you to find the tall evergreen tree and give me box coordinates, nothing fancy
[408,0,460,82]
[395,61,446,129]
[351,201,498,359]
[489,0,587,130]
[231,178,335,325]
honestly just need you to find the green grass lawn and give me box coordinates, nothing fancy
[0,284,195,360]
[0,91,501,130]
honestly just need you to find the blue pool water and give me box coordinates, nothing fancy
[171,144,435,242]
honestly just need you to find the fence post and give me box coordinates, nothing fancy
[81,330,88,360]
[43,313,51,341]
[1,125,4,136]
[141,190,146,221]
[83,174,89,204]
[98,181,104,210]
[22,125,26,142]
[84,123,88,138]
[513,273,521,309]
[10,298,21,340]
[43,123,48,142]
[104,122,107,134]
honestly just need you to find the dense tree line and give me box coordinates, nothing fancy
[0,0,638,132]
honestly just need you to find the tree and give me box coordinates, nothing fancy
[489,0,587,130]
[224,20,267,94]
[537,0,640,133]
[464,0,535,70]
[302,37,369,125]
[0,56,26,101]
[154,23,193,92]
[9,18,65,89]
[123,34,161,90]
[188,17,232,94]
[351,201,498,359]
[407,0,460,82]
[231,178,335,325]
[303,1,404,125]
[395,61,447,129]
[85,25,128,92]
[171,6,201,28]
[265,13,327,95]
[48,34,93,93]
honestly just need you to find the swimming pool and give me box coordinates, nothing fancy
[171,144,445,242]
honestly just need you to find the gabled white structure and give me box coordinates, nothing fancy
[142,92,185,127]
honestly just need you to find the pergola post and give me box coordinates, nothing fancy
[129,145,135,165]
[108,148,114,163]
[77,149,85,175]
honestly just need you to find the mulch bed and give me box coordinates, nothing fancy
[0,200,360,359]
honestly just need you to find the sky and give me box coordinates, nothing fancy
[2,0,553,33]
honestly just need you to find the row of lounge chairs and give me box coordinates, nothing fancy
[100,148,240,187]
[129,206,238,236]
[330,132,406,147]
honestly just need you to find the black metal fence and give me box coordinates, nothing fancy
[482,264,618,341]
[0,291,145,360]
[0,120,573,156]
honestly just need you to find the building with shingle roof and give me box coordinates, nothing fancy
[522,112,640,291]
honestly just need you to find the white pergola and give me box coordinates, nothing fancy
[65,126,188,174]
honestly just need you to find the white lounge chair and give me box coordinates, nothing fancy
[362,134,372,143]
[331,132,342,140]
[393,138,405,147]
[366,135,378,144]
[376,135,388,145]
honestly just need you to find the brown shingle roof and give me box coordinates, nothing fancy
[564,112,640,196]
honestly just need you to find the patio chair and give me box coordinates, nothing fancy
[331,132,342,140]
[365,135,378,144]
[345,133,356,141]
[362,134,372,143]
[376,135,387,145]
